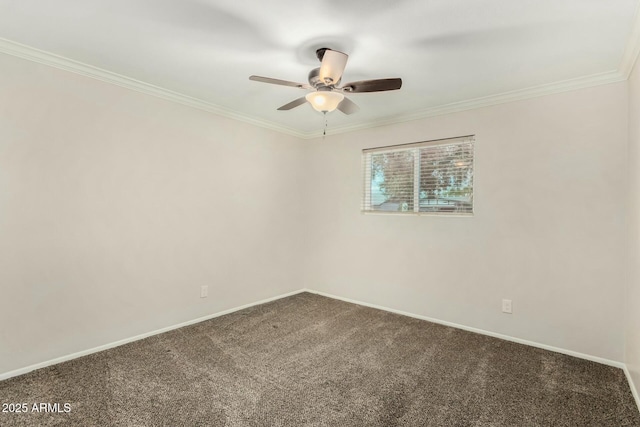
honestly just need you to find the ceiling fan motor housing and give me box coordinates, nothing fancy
[308,67,340,89]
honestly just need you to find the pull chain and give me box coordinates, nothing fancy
[323,112,328,138]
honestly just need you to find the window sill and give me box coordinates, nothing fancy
[361,211,474,217]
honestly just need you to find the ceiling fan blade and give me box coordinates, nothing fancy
[250,75,311,89]
[337,97,360,115]
[341,78,402,93]
[277,97,308,111]
[319,50,348,86]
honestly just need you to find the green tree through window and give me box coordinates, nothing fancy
[363,137,474,214]
[371,150,414,211]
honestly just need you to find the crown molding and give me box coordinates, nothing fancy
[0,35,635,141]
[0,37,307,139]
[310,70,626,139]
[620,1,640,79]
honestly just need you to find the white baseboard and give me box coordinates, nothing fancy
[0,289,306,381]
[2,285,637,415]
[310,288,640,414]
[304,289,626,369]
[624,365,640,412]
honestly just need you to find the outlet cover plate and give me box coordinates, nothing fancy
[502,299,512,314]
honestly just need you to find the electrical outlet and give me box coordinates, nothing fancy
[200,285,208,298]
[502,299,512,314]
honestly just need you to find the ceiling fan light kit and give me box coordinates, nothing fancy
[249,47,402,118]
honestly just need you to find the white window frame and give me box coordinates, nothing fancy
[361,135,475,216]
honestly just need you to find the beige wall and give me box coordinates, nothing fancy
[303,83,628,361]
[0,53,306,374]
[627,56,640,401]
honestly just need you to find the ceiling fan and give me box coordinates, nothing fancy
[249,48,402,115]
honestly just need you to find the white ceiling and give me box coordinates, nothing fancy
[0,0,638,137]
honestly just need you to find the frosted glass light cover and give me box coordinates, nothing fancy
[305,91,344,112]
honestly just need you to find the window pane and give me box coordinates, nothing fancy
[419,142,473,213]
[370,150,415,212]
[362,136,474,215]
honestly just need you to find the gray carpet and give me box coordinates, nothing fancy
[1,292,639,426]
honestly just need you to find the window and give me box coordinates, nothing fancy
[362,136,474,215]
